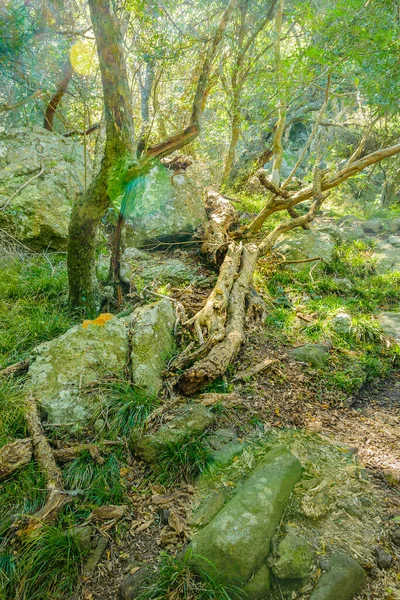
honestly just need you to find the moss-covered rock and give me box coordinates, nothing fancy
[0,126,88,250]
[310,552,365,600]
[378,312,400,343]
[129,299,176,397]
[274,230,335,270]
[188,447,302,591]
[124,163,206,247]
[291,343,329,367]
[241,563,271,599]
[131,403,214,462]
[26,315,128,425]
[271,531,314,580]
[189,489,228,529]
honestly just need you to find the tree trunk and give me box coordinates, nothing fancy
[67,0,135,312]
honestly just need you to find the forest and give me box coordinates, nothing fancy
[0,0,400,598]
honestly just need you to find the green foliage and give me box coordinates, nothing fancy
[62,449,127,506]
[0,526,88,600]
[0,254,77,369]
[152,435,213,486]
[256,237,400,398]
[136,552,235,600]
[95,380,157,437]
[0,461,46,521]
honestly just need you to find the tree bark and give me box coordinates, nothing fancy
[67,0,135,311]
[43,58,73,131]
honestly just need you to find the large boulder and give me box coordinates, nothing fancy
[26,314,129,425]
[0,126,88,250]
[188,447,302,593]
[124,163,206,248]
[274,230,335,269]
[129,299,176,397]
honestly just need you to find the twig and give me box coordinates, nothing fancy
[0,164,45,212]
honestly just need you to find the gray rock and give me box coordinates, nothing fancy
[291,343,329,367]
[66,525,94,550]
[272,532,314,580]
[274,230,335,269]
[385,218,400,233]
[372,242,400,274]
[0,126,88,249]
[331,311,352,336]
[131,403,214,462]
[26,315,129,425]
[94,418,105,435]
[119,566,151,600]
[190,490,228,528]
[84,535,109,577]
[188,447,302,588]
[340,226,365,242]
[378,312,400,343]
[387,235,400,247]
[121,248,196,285]
[374,546,392,569]
[332,277,353,292]
[391,528,400,547]
[205,428,245,467]
[129,299,176,397]
[124,163,206,248]
[362,219,383,234]
[310,552,365,600]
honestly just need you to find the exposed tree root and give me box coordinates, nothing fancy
[186,242,242,342]
[176,244,259,395]
[0,358,31,379]
[0,439,32,481]
[20,396,71,531]
[200,188,239,265]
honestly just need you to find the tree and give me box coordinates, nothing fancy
[67,0,238,311]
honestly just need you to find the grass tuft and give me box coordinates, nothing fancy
[97,381,157,437]
[0,525,88,600]
[152,436,213,486]
[62,448,127,506]
[137,552,235,600]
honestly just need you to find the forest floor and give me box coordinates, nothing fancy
[1,215,400,600]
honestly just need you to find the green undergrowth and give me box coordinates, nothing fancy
[256,238,400,396]
[93,380,158,437]
[152,434,214,486]
[62,447,128,507]
[0,525,89,600]
[0,252,77,369]
[136,552,236,600]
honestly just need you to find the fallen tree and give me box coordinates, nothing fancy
[172,142,400,394]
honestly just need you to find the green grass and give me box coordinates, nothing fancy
[62,448,128,506]
[152,435,213,486]
[95,380,158,437]
[137,552,236,600]
[0,525,89,600]
[0,253,77,369]
[0,461,46,522]
[256,238,400,396]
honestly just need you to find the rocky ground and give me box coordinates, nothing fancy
[1,151,400,599]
